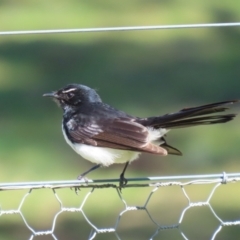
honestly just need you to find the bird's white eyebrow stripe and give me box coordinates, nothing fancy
[62,88,77,93]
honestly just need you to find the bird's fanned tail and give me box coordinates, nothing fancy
[138,100,238,156]
[140,100,238,129]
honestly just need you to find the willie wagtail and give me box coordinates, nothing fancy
[43,84,238,187]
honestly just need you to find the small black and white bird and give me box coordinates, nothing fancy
[43,84,237,187]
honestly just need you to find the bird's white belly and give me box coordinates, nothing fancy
[62,124,140,166]
[72,143,140,166]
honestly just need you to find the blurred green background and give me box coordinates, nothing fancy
[0,0,240,239]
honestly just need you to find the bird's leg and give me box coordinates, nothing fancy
[119,162,129,189]
[77,164,101,182]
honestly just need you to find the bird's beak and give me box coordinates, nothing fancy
[43,91,58,98]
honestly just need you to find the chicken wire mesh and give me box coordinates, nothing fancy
[1,172,240,240]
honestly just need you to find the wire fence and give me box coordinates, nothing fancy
[1,172,240,240]
[1,22,240,36]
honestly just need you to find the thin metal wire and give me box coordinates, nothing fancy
[0,22,240,36]
[0,172,240,191]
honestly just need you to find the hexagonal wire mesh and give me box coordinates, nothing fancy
[1,172,240,240]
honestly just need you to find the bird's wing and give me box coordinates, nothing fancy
[66,117,167,155]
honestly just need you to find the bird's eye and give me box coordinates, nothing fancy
[66,92,81,105]
[61,88,77,99]
[67,92,74,98]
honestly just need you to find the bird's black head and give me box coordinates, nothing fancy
[43,84,102,112]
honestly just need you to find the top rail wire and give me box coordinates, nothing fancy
[0,22,240,36]
[1,172,240,191]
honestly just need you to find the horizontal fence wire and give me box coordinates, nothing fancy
[0,172,240,240]
[0,22,240,36]
[1,172,240,191]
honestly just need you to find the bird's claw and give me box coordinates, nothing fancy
[77,175,89,183]
[119,174,128,192]
[71,175,90,195]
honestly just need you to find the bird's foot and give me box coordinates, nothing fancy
[119,173,128,191]
[77,175,90,183]
[71,175,90,194]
